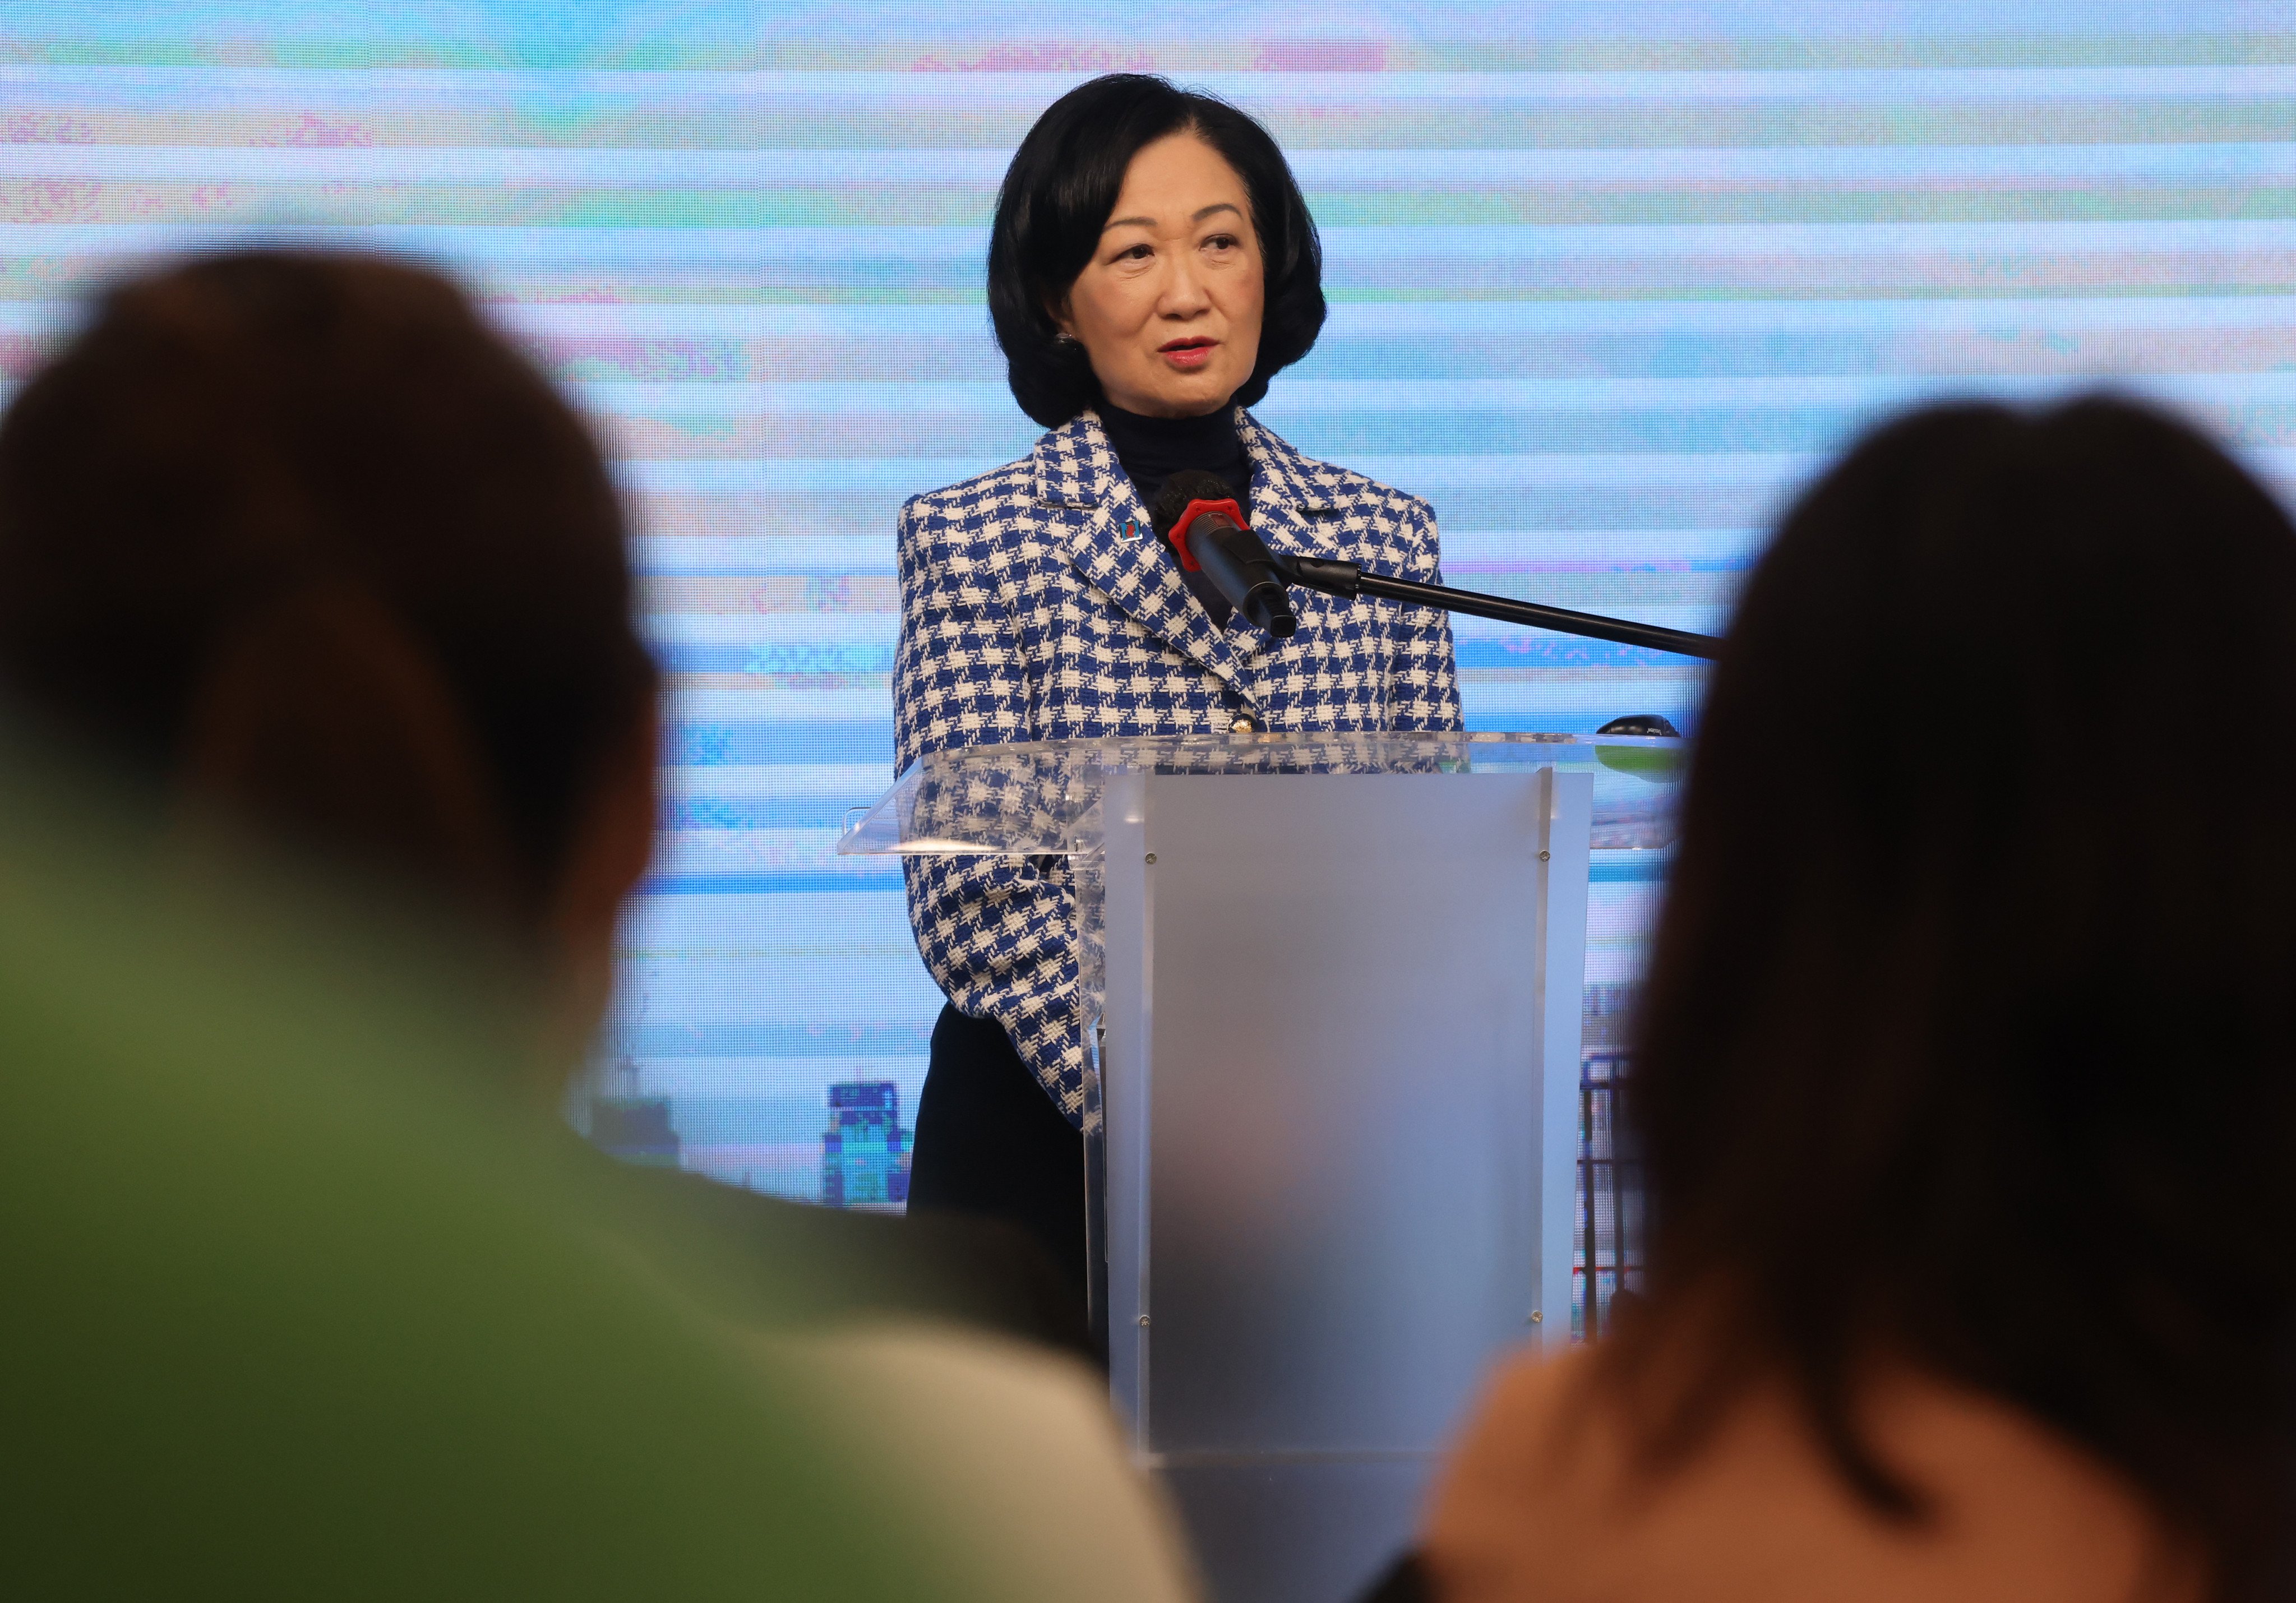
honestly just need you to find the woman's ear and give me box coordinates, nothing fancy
[542,693,660,1060]
[1047,293,1077,341]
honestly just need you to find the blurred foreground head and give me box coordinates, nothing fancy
[1632,396,2296,1591]
[0,250,658,979]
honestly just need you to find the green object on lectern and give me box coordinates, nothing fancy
[1595,714,1685,782]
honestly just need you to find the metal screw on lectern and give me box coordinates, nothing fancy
[1538,849,1551,862]
[1139,1315,1151,1327]
[1144,853,1157,864]
[1528,1311,1543,1324]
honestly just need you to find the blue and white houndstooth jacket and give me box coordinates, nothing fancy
[894,407,1463,1125]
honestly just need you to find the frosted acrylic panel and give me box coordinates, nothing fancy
[1131,773,1549,1451]
[1093,763,1591,1603]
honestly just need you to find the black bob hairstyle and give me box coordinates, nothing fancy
[987,74,1325,429]
[1619,395,2296,1596]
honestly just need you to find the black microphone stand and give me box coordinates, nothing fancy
[1278,555,1721,662]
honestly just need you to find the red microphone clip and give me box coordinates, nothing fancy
[1162,497,1246,574]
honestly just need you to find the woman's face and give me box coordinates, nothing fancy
[1055,132,1265,419]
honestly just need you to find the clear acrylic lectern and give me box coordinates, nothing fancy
[840,732,1680,1603]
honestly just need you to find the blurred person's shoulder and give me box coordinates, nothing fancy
[784,1322,1201,1603]
[1425,1341,2198,1603]
[577,1152,1094,1359]
[574,1152,1193,1600]
[0,744,992,1601]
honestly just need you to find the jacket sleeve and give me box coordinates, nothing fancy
[892,497,1089,1126]
[1384,497,1466,732]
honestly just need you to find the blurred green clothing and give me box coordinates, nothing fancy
[0,764,970,1601]
[566,1134,1094,1360]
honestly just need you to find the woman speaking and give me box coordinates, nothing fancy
[894,74,1462,1304]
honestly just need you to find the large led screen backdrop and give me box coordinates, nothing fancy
[3,3,2290,1202]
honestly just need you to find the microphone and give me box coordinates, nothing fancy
[1150,469,1299,639]
[1147,469,1723,660]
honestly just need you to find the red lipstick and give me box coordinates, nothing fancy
[1159,335,1217,369]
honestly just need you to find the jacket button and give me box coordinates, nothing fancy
[1230,713,1263,733]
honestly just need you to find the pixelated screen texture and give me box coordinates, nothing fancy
[2,2,2290,1199]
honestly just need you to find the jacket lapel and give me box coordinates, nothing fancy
[1231,410,1341,666]
[1037,410,1245,691]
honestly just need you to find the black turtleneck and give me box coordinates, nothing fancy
[1100,402,1251,630]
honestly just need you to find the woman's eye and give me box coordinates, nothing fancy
[1204,234,1239,251]
[1116,244,1153,262]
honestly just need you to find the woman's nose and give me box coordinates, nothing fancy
[1156,254,1212,316]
